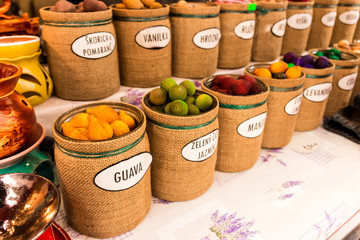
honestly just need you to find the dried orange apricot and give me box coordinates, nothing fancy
[269,61,288,74]
[285,66,302,79]
[253,68,272,78]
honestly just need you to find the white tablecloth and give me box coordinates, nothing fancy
[34,67,360,240]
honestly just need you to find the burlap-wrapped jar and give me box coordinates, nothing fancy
[170,3,220,78]
[215,3,256,69]
[245,64,305,149]
[251,1,288,62]
[334,43,360,106]
[307,0,338,50]
[295,62,335,131]
[354,22,360,41]
[281,1,314,55]
[201,76,270,172]
[330,0,360,46]
[40,7,120,101]
[112,5,171,87]
[142,90,219,201]
[309,48,359,116]
[53,102,151,238]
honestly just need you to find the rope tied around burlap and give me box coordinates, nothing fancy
[219,99,267,109]
[42,18,113,27]
[147,115,217,130]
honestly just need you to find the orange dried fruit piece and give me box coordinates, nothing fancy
[123,0,144,9]
[69,112,90,128]
[119,110,136,130]
[61,122,89,140]
[269,61,288,74]
[111,120,130,137]
[61,122,75,137]
[285,66,302,79]
[253,68,272,78]
[88,115,113,140]
[86,105,120,124]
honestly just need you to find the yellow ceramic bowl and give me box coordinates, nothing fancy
[0,35,40,58]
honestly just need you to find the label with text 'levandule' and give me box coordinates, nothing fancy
[94,152,152,191]
[182,130,219,162]
[71,32,115,59]
[303,83,332,102]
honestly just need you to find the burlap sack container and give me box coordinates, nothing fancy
[112,5,171,87]
[201,76,270,172]
[215,3,256,69]
[245,64,305,148]
[306,0,338,50]
[295,62,335,131]
[309,48,359,116]
[40,7,120,100]
[334,43,360,106]
[281,1,314,55]
[142,90,219,201]
[330,0,360,46]
[251,1,288,62]
[53,102,151,238]
[170,3,220,78]
[353,20,360,41]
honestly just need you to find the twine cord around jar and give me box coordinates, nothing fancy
[220,10,255,14]
[256,7,286,15]
[113,15,169,22]
[219,99,267,109]
[42,18,113,27]
[335,65,358,69]
[170,13,219,18]
[147,115,217,130]
[313,4,337,8]
[306,73,333,78]
[337,3,360,7]
[270,84,304,92]
[56,132,145,158]
[287,5,313,9]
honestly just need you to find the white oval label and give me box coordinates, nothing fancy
[303,82,332,102]
[193,28,221,49]
[234,20,255,40]
[339,11,359,25]
[135,25,170,49]
[338,72,357,90]
[237,112,267,138]
[321,11,337,27]
[271,19,287,37]
[71,32,115,59]
[94,152,152,191]
[285,93,303,115]
[181,130,219,162]
[287,13,312,30]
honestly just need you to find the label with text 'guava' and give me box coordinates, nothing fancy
[285,93,303,115]
[193,28,221,49]
[303,82,332,102]
[338,73,357,90]
[135,25,170,49]
[237,112,267,138]
[182,130,219,162]
[94,152,152,191]
[71,32,115,59]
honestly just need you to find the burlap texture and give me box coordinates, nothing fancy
[112,6,171,87]
[52,102,151,238]
[214,3,255,69]
[354,20,360,41]
[170,3,220,78]
[307,0,338,50]
[309,48,359,116]
[142,90,219,201]
[334,43,360,106]
[40,8,120,101]
[295,63,335,131]
[251,2,288,62]
[245,64,305,149]
[281,1,314,55]
[330,0,360,46]
[201,76,270,172]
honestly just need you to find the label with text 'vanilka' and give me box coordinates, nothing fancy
[234,20,255,40]
[303,82,332,102]
[287,13,312,30]
[71,32,115,59]
[237,112,267,138]
[193,28,221,49]
[94,152,152,191]
[338,73,357,90]
[135,25,170,49]
[182,130,219,162]
[321,11,336,27]
[271,19,286,37]
[285,93,303,115]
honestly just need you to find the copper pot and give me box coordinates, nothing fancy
[0,62,37,159]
